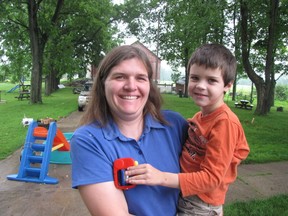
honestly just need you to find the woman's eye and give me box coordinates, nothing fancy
[115,75,125,80]
[138,76,148,81]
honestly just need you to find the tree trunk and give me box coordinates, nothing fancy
[239,0,279,115]
[263,0,279,111]
[27,0,64,103]
[184,47,189,98]
[27,0,43,103]
[45,69,60,96]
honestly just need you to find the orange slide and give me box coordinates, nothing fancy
[33,127,70,151]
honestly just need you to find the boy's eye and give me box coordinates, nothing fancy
[208,79,217,83]
[190,76,198,81]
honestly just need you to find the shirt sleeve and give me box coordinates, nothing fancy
[70,128,113,188]
[179,118,247,196]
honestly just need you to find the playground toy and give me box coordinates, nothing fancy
[113,158,138,190]
[7,84,19,93]
[7,120,71,184]
[33,126,70,151]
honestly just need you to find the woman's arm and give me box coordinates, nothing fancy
[79,181,133,216]
[126,164,180,188]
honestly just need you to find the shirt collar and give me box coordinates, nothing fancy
[102,113,165,141]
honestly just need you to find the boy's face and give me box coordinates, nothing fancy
[188,64,232,115]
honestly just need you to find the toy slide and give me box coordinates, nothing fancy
[33,127,70,151]
[7,121,59,184]
[7,84,19,93]
[53,129,70,151]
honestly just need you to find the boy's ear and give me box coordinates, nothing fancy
[224,82,233,93]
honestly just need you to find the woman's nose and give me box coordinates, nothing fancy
[124,78,137,90]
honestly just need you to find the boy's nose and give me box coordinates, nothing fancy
[195,80,206,89]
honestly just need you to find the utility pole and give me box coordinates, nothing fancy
[155,12,160,83]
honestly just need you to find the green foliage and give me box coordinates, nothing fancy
[275,85,288,101]
[170,71,182,84]
[0,0,123,100]
[224,194,288,216]
[122,0,288,113]
[126,0,229,68]
[0,1,31,82]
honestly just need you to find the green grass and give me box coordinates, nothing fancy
[1,85,287,163]
[163,94,288,215]
[1,84,287,163]
[162,94,288,164]
[1,83,287,214]
[0,82,78,159]
[224,194,288,215]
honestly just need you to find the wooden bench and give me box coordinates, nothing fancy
[234,102,243,108]
[15,91,30,100]
[245,104,253,110]
[235,102,253,110]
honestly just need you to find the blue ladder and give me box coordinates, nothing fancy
[7,121,59,184]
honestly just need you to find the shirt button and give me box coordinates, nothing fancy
[138,150,143,155]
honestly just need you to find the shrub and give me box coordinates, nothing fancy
[275,85,288,101]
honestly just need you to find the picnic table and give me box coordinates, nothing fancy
[15,84,30,100]
[235,99,253,110]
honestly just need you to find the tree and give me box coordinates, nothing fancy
[0,0,121,101]
[170,71,181,84]
[124,0,228,97]
[122,0,288,114]
[28,0,64,103]
[0,2,32,83]
[239,0,286,115]
[42,0,119,95]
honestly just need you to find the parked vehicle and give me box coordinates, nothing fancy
[77,81,93,111]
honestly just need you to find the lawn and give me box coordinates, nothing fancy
[224,194,288,215]
[0,82,78,159]
[162,93,288,164]
[1,82,287,215]
[0,83,287,163]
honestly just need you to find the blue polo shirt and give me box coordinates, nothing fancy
[71,110,188,216]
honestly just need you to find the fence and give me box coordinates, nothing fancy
[157,83,175,93]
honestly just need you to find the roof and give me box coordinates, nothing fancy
[131,41,161,61]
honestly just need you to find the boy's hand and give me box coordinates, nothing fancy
[125,164,165,186]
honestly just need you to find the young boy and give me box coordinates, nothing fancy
[126,43,250,215]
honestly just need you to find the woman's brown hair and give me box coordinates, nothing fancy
[80,45,166,126]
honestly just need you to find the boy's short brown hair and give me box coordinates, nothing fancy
[187,43,237,86]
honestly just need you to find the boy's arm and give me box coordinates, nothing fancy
[126,164,180,188]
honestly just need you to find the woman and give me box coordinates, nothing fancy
[70,45,188,216]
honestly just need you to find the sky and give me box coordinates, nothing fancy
[111,0,184,82]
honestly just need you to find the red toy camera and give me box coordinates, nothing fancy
[113,158,138,190]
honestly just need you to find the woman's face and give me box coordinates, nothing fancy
[104,58,150,121]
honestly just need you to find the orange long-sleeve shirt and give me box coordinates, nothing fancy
[179,104,250,206]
